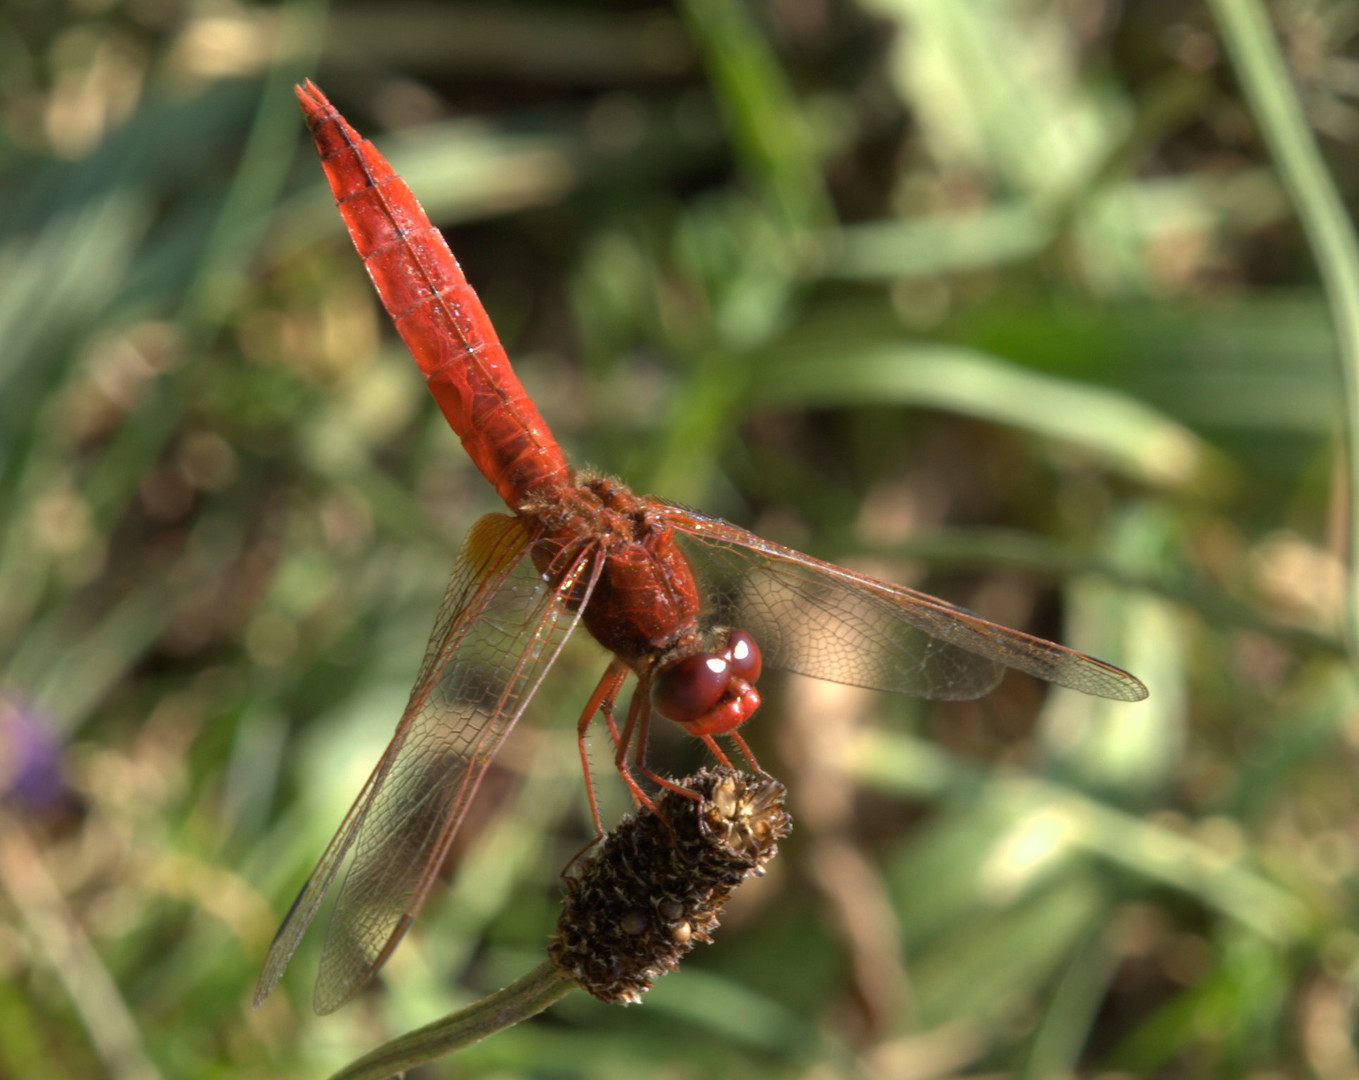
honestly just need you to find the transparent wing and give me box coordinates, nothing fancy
[255,513,600,1013]
[661,505,1147,703]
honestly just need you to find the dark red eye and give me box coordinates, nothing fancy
[652,654,730,726]
[649,649,728,728]
[652,631,765,734]
[727,630,761,683]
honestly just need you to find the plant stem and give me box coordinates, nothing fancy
[325,962,576,1080]
[1208,0,1359,653]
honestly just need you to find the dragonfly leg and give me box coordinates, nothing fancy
[576,660,630,838]
[699,734,735,769]
[722,730,764,774]
[610,686,660,809]
[598,687,625,750]
[617,685,704,806]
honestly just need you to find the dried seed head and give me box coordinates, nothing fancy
[548,767,791,1005]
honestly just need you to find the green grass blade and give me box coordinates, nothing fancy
[1208,0,1359,652]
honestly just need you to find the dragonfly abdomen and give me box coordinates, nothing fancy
[299,82,571,508]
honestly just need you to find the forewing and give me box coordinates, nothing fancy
[255,513,598,1014]
[662,506,1147,703]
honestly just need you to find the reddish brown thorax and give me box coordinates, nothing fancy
[528,475,702,669]
[526,474,762,737]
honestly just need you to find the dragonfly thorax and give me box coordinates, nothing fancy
[528,474,706,665]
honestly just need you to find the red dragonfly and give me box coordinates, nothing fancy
[257,80,1148,1014]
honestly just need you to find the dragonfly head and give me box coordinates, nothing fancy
[652,629,762,736]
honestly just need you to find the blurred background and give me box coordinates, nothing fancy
[2,0,1358,1076]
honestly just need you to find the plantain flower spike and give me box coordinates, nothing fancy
[550,767,792,1005]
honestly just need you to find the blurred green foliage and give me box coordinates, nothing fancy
[1,0,1357,1077]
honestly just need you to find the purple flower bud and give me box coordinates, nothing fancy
[1,697,67,813]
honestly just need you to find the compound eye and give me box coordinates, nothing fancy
[652,654,730,726]
[726,630,761,683]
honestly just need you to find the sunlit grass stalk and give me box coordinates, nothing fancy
[83,0,330,529]
[179,0,328,331]
[678,0,832,235]
[1208,0,1359,654]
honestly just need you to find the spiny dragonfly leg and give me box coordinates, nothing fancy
[575,660,630,838]
[699,734,735,769]
[617,684,703,807]
[722,730,764,774]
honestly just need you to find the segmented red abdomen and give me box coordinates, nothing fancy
[297,82,571,509]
